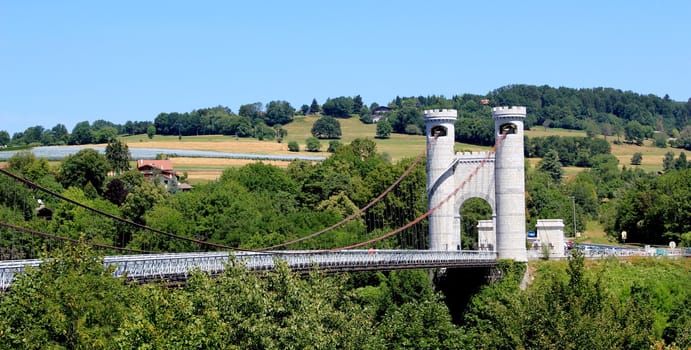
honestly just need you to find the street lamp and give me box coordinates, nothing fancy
[570,196,576,237]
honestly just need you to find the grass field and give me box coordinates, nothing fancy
[609,139,669,172]
[116,117,674,182]
[524,127,586,138]
[577,220,616,244]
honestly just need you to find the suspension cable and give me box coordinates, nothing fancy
[0,131,504,256]
[0,168,260,252]
[322,130,509,251]
[263,135,439,249]
[0,221,155,254]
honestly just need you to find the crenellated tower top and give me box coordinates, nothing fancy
[424,109,457,121]
[491,106,526,120]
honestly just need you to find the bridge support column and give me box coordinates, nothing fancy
[425,109,459,250]
[493,106,528,262]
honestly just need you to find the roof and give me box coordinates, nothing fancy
[372,106,392,114]
[136,159,174,171]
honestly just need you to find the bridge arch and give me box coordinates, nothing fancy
[457,197,494,250]
[452,153,496,249]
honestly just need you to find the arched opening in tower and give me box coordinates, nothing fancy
[430,125,447,137]
[499,123,517,134]
[460,197,493,250]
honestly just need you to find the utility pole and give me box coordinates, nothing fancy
[571,196,576,237]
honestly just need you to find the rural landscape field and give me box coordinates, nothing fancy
[116,115,667,182]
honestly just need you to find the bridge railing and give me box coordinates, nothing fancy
[528,245,691,260]
[0,250,498,289]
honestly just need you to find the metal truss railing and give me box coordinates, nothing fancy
[0,250,498,289]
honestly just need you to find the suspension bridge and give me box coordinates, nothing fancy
[0,107,676,289]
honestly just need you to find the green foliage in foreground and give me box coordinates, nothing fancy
[0,243,689,349]
[462,253,691,349]
[0,243,462,349]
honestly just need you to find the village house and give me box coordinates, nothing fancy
[370,106,392,123]
[136,159,192,192]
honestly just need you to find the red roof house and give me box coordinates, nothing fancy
[137,159,176,181]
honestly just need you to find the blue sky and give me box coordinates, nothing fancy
[1,1,690,135]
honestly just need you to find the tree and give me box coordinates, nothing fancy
[103,178,129,205]
[288,141,300,152]
[610,169,691,244]
[674,125,691,150]
[376,119,393,139]
[274,125,288,143]
[663,151,675,172]
[311,116,342,139]
[49,123,69,144]
[630,152,643,165]
[253,122,275,140]
[653,132,668,148]
[238,102,263,119]
[0,130,9,146]
[538,149,563,183]
[121,180,168,224]
[105,139,131,175]
[146,124,155,139]
[454,117,494,146]
[462,254,656,349]
[69,121,93,145]
[309,98,320,114]
[322,96,354,118]
[327,140,342,153]
[57,148,110,192]
[221,163,298,196]
[583,120,600,138]
[20,125,45,145]
[349,138,378,160]
[92,126,118,143]
[352,95,364,114]
[306,137,321,152]
[299,104,309,115]
[7,151,50,182]
[624,120,645,145]
[676,152,688,169]
[264,100,295,126]
[359,105,372,123]
[390,106,423,134]
[0,243,133,349]
[376,299,465,349]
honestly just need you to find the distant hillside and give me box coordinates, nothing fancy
[5,84,690,151]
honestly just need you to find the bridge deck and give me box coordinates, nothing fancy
[0,250,498,289]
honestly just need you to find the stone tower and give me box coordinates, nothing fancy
[492,106,527,262]
[424,109,459,250]
[425,106,528,261]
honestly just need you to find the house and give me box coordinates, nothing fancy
[136,159,193,192]
[371,106,392,123]
[137,159,176,183]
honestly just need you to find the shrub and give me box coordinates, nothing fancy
[306,137,321,152]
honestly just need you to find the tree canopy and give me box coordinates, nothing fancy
[311,116,342,139]
[56,148,110,193]
[322,96,355,118]
[105,139,131,175]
